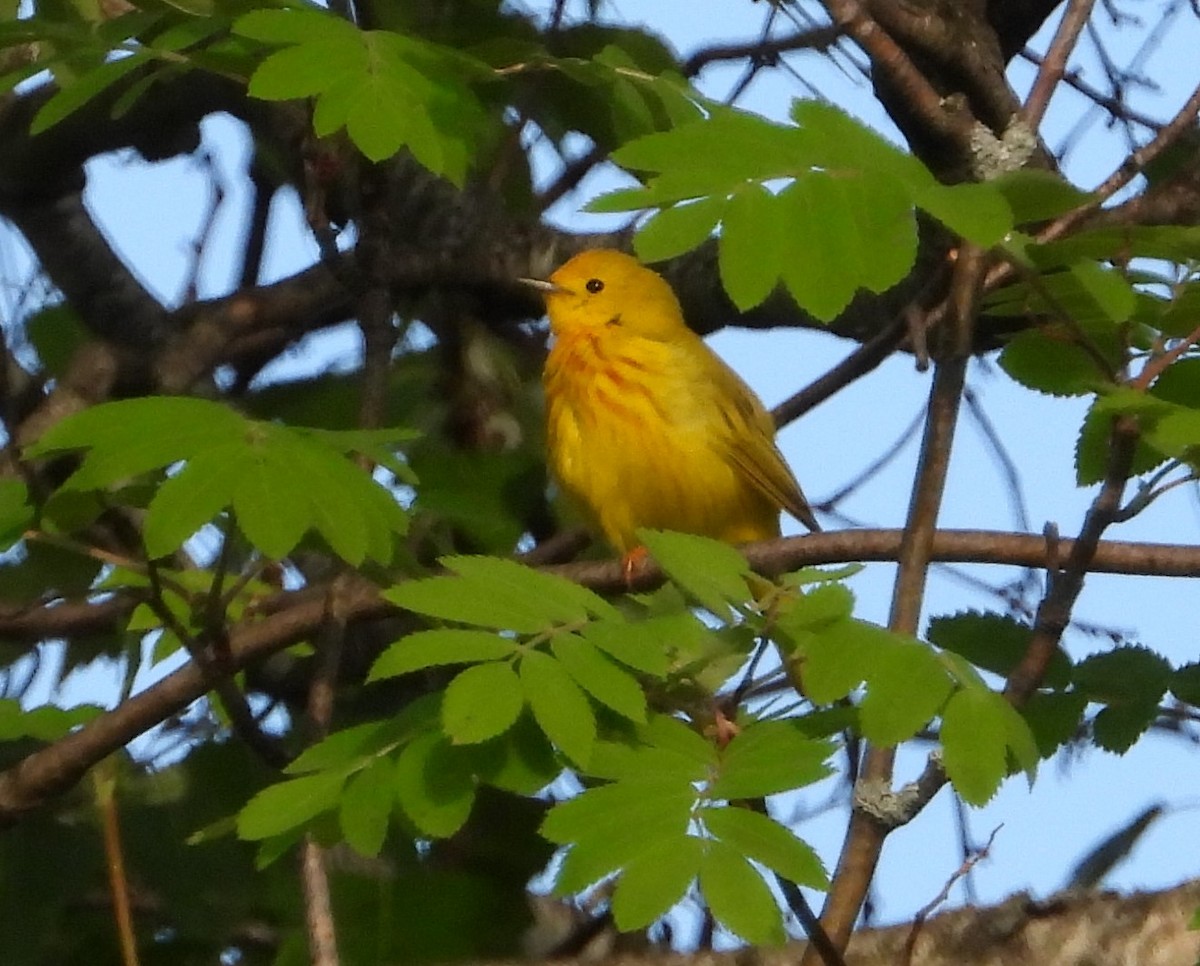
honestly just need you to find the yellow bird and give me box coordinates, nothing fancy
[525,249,819,557]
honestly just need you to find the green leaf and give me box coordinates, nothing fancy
[991,169,1092,224]
[940,688,1010,806]
[787,616,888,704]
[777,174,876,322]
[443,555,620,622]
[385,577,533,631]
[790,99,928,187]
[31,397,404,564]
[586,714,717,784]
[633,197,723,263]
[702,806,828,889]
[0,700,102,740]
[339,757,394,857]
[917,181,1012,247]
[468,713,562,795]
[442,662,524,744]
[1093,698,1161,754]
[1070,259,1136,324]
[237,771,345,840]
[246,38,365,99]
[393,731,476,838]
[927,611,1072,689]
[235,14,485,180]
[543,770,699,893]
[581,613,694,677]
[520,650,596,766]
[1075,398,1167,486]
[551,635,646,723]
[231,435,312,560]
[271,429,407,565]
[285,717,417,775]
[858,639,954,744]
[1021,690,1087,757]
[368,629,519,681]
[386,566,600,633]
[637,529,751,614]
[611,109,806,189]
[710,720,833,799]
[999,327,1112,397]
[541,779,693,846]
[28,396,245,482]
[31,52,152,134]
[387,555,617,632]
[1171,662,1200,707]
[611,834,702,930]
[777,582,855,634]
[718,183,784,311]
[234,8,361,45]
[1072,645,1173,704]
[0,479,31,550]
[1151,357,1200,409]
[699,839,785,945]
[547,784,698,894]
[585,184,659,214]
[142,446,242,558]
[1001,697,1040,782]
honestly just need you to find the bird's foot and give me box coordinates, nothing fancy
[620,545,651,587]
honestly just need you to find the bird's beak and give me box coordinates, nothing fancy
[518,277,569,295]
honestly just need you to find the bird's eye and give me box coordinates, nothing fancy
[585,278,604,294]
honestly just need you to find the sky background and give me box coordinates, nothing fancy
[4,0,1199,937]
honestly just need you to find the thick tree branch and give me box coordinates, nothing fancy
[4,191,171,347]
[2,526,1196,823]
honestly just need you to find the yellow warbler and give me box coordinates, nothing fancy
[525,249,819,556]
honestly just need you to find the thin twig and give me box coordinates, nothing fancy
[901,825,1003,964]
[1019,50,1162,133]
[95,759,140,966]
[1130,320,1200,390]
[804,243,985,964]
[299,575,352,966]
[183,150,226,305]
[356,286,396,434]
[684,26,842,76]
[1022,0,1097,131]
[147,559,291,768]
[1006,416,1139,704]
[772,316,908,427]
[1036,81,1200,246]
[963,385,1033,532]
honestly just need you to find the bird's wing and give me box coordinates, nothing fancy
[704,352,822,533]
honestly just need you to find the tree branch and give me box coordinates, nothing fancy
[1021,0,1096,131]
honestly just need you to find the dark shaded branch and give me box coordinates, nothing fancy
[0,575,391,824]
[805,240,983,963]
[0,592,144,641]
[2,526,1199,821]
[987,0,1076,61]
[3,191,170,347]
[683,25,843,76]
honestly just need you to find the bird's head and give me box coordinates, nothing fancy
[521,249,688,342]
